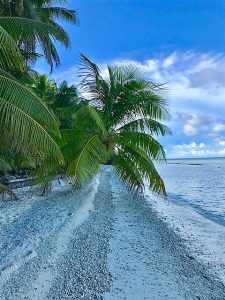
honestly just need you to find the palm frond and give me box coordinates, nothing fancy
[0,97,63,162]
[0,158,12,174]
[42,6,77,24]
[0,23,24,70]
[62,133,109,188]
[78,54,101,93]
[113,151,144,193]
[46,19,70,47]
[0,17,68,44]
[117,118,171,136]
[122,144,166,194]
[0,71,59,134]
[0,71,63,162]
[74,105,107,136]
[38,34,61,70]
[111,88,170,127]
[0,17,70,70]
[61,129,92,147]
[115,131,166,161]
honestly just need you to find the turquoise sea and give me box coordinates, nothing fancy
[157,157,225,226]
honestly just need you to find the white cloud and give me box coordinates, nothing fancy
[169,141,225,158]
[183,124,198,136]
[53,66,78,86]
[218,140,225,147]
[52,51,225,158]
[168,135,225,158]
[53,52,225,116]
[162,53,177,68]
[173,111,222,138]
[170,142,209,157]
[110,51,225,115]
[213,123,225,133]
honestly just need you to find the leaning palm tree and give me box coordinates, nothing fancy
[61,55,170,195]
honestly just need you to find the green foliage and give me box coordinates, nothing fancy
[31,74,57,105]
[0,0,78,70]
[0,158,12,175]
[0,72,63,164]
[0,8,74,190]
[61,55,170,195]
[62,131,109,188]
[0,18,25,71]
[0,1,169,197]
[31,75,81,129]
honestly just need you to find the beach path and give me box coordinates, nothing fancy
[0,166,224,299]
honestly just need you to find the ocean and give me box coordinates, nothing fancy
[145,157,225,283]
[160,157,225,226]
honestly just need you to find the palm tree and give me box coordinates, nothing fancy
[31,75,82,129]
[0,0,77,70]
[51,81,85,129]
[52,81,78,109]
[0,17,63,158]
[61,55,170,195]
[31,74,57,105]
[0,16,65,196]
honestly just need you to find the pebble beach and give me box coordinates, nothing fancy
[0,166,225,299]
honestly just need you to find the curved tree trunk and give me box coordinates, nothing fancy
[15,0,24,16]
[40,181,52,196]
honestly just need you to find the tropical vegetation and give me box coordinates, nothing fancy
[0,0,170,198]
[61,55,170,194]
[0,0,76,196]
[0,0,77,70]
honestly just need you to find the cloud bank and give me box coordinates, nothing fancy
[54,51,225,158]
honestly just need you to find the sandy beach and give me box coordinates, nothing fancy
[0,166,225,299]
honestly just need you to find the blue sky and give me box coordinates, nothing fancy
[38,0,225,158]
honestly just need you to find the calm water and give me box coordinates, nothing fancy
[157,158,225,226]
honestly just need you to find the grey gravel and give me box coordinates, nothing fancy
[0,166,224,299]
[104,169,225,299]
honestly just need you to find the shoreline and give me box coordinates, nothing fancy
[145,190,225,287]
[0,166,224,299]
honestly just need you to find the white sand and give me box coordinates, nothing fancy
[0,167,224,299]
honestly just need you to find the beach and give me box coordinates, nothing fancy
[0,165,225,299]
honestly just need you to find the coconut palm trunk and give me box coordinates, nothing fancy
[15,0,24,16]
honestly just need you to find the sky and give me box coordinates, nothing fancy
[38,0,225,158]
